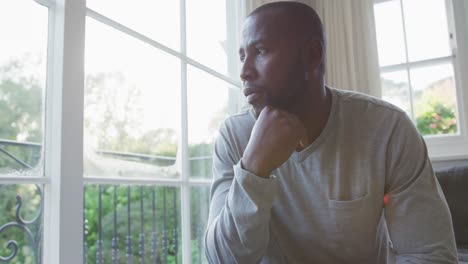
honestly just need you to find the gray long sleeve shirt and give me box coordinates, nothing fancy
[205,88,458,263]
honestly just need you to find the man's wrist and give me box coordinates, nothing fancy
[240,158,270,178]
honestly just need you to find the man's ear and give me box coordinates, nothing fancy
[302,39,324,72]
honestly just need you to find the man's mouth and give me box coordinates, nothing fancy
[246,92,263,104]
[244,87,264,104]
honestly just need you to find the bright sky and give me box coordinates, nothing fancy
[0,0,48,83]
[374,0,452,66]
[1,0,239,148]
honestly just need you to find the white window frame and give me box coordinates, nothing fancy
[43,0,86,263]
[374,0,468,161]
[82,3,242,264]
[0,0,244,263]
[0,0,86,263]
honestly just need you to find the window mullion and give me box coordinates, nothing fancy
[398,0,416,121]
[451,0,468,137]
[380,55,454,72]
[444,0,457,57]
[43,0,86,263]
[179,0,192,263]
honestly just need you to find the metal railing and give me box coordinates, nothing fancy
[0,139,211,264]
[0,184,43,264]
[84,184,181,264]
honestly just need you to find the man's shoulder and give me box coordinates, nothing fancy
[215,108,255,154]
[219,108,256,139]
[332,87,405,115]
[222,108,256,134]
[329,87,413,139]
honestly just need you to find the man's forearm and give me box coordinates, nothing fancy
[205,163,278,263]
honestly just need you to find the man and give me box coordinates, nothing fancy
[205,2,457,263]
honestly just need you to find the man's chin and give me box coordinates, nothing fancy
[251,104,266,118]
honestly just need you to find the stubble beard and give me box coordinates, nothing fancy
[266,70,308,114]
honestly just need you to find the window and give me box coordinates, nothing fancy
[373,0,468,160]
[0,0,49,263]
[0,0,243,263]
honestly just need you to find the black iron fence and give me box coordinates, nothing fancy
[0,140,210,264]
[84,184,181,264]
[0,184,42,264]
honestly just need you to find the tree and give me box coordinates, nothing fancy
[0,57,44,263]
[84,72,179,159]
[0,57,43,171]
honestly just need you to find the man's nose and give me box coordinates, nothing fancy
[240,56,256,83]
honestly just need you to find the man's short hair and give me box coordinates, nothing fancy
[249,1,325,45]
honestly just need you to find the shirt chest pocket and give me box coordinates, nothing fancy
[327,169,370,203]
[325,171,379,234]
[326,193,379,259]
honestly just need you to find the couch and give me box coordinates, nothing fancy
[435,165,468,263]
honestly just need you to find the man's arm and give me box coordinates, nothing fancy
[384,113,458,263]
[205,107,305,263]
[204,122,278,263]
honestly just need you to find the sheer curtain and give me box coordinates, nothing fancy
[241,0,381,97]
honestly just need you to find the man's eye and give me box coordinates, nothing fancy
[257,48,267,54]
[239,55,245,62]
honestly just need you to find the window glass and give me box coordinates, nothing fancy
[381,70,411,114]
[190,186,210,264]
[411,63,458,135]
[84,184,181,263]
[84,18,181,178]
[0,184,43,263]
[403,0,452,62]
[86,0,180,51]
[374,0,407,66]
[0,0,48,176]
[187,0,228,75]
[187,66,238,179]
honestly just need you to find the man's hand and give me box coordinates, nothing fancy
[242,106,306,178]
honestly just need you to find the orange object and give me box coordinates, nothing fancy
[383,194,389,205]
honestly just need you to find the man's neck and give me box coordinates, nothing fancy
[293,84,331,149]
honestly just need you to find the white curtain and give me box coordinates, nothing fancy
[242,0,381,98]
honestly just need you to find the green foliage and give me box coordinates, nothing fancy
[0,59,43,171]
[416,102,457,136]
[0,185,42,264]
[189,143,214,178]
[0,58,44,262]
[84,185,184,264]
[190,187,210,264]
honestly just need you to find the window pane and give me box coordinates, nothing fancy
[187,0,228,75]
[0,0,48,176]
[381,70,411,114]
[86,0,180,51]
[84,19,181,179]
[190,186,210,264]
[84,184,181,263]
[187,66,240,179]
[403,0,451,62]
[411,63,458,136]
[0,184,43,264]
[374,0,407,66]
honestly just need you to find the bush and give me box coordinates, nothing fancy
[416,102,457,136]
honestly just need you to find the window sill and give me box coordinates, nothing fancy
[426,134,468,161]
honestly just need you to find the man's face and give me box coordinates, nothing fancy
[239,12,307,114]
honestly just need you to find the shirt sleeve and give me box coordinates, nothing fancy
[384,113,458,263]
[204,122,278,264]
